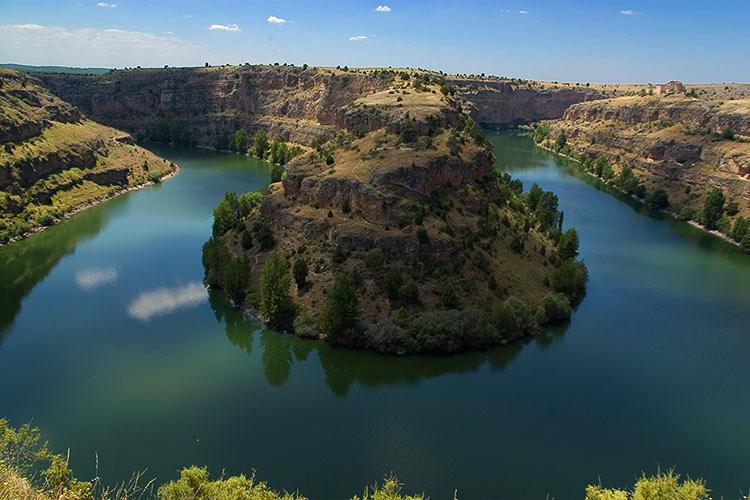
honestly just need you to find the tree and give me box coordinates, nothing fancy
[259,253,292,325]
[557,228,580,261]
[222,255,251,305]
[293,257,308,290]
[490,296,534,340]
[551,260,588,304]
[555,131,567,151]
[702,188,725,230]
[270,164,284,183]
[319,274,359,340]
[732,216,749,243]
[254,129,269,158]
[646,189,670,210]
[212,191,239,237]
[229,129,249,153]
[270,140,288,165]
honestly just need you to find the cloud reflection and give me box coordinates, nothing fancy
[127,282,208,322]
[76,267,118,290]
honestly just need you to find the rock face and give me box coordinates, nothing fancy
[37,66,605,148]
[38,66,392,148]
[0,68,175,243]
[451,79,604,125]
[542,94,750,219]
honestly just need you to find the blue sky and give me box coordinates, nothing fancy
[1,0,748,83]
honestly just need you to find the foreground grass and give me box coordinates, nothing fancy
[1,420,745,499]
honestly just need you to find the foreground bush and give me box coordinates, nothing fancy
[0,419,740,500]
[585,470,710,500]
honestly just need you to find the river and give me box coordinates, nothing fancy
[1,133,749,498]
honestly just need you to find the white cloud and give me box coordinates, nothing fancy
[519,10,528,14]
[127,282,208,322]
[96,2,117,8]
[349,35,369,41]
[620,9,635,15]
[0,23,207,67]
[76,267,118,290]
[267,16,287,25]
[375,5,391,12]
[208,23,241,32]
[500,9,511,13]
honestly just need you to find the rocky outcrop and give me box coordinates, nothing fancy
[0,68,175,243]
[452,79,604,125]
[541,94,750,220]
[38,66,392,148]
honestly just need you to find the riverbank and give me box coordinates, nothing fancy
[532,138,745,250]
[1,164,179,246]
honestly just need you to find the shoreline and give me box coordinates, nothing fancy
[1,164,180,246]
[532,140,744,250]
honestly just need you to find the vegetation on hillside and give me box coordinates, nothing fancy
[1,418,742,500]
[532,124,750,252]
[0,69,175,243]
[203,107,588,354]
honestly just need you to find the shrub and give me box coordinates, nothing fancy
[536,293,572,324]
[490,296,535,340]
[407,309,496,352]
[159,466,302,500]
[585,470,708,500]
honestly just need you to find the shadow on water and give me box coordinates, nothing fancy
[207,290,570,397]
[0,205,113,341]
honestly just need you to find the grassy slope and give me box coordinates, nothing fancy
[0,68,175,243]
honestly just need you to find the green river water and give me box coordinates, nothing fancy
[1,133,749,498]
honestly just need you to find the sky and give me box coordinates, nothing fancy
[0,0,748,83]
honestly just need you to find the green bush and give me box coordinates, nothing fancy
[585,470,708,500]
[490,296,535,340]
[551,260,588,304]
[536,293,572,324]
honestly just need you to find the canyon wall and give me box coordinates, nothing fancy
[37,67,604,147]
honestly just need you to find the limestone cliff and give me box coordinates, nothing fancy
[539,95,750,226]
[0,68,176,243]
[37,66,603,149]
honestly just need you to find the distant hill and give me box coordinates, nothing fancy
[0,63,111,76]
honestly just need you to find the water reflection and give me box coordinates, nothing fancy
[208,291,571,397]
[126,282,208,322]
[0,207,108,340]
[75,267,118,290]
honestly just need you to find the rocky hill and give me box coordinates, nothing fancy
[36,65,601,149]
[0,68,176,243]
[200,71,588,354]
[536,93,750,245]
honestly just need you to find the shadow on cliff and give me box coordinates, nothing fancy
[208,290,571,398]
